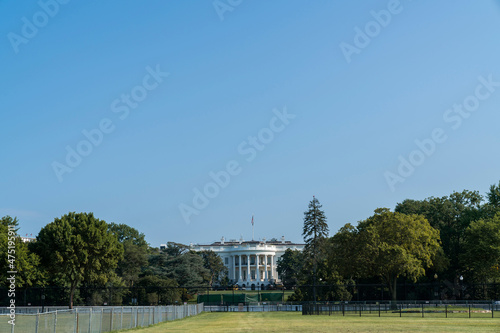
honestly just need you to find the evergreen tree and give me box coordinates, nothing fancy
[302,196,329,301]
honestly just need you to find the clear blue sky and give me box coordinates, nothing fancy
[2,0,500,247]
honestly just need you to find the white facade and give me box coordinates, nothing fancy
[189,237,304,288]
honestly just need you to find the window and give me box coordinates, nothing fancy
[225,257,228,265]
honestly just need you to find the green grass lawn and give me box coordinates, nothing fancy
[119,312,500,332]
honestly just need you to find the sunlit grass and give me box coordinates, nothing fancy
[119,311,500,332]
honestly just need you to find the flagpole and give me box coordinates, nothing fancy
[252,215,254,241]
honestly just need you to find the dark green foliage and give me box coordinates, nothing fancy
[461,213,500,284]
[0,216,45,288]
[396,190,485,280]
[277,249,303,288]
[108,223,148,287]
[144,243,210,288]
[199,250,227,286]
[136,275,180,305]
[30,212,123,308]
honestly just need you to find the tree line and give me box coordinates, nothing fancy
[2,180,500,307]
[278,181,500,302]
[0,213,227,308]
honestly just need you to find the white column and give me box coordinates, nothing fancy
[232,256,236,282]
[246,254,250,283]
[255,255,259,284]
[270,255,274,280]
[238,255,242,281]
[264,255,268,281]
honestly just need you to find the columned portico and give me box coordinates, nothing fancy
[189,237,305,288]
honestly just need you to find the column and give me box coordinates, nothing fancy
[264,255,268,281]
[232,256,236,282]
[246,254,250,283]
[238,255,242,281]
[270,255,274,280]
[255,255,259,283]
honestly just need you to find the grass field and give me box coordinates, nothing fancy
[121,312,500,332]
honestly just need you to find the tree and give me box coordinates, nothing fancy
[302,196,329,302]
[461,213,500,283]
[487,181,500,208]
[483,180,500,218]
[395,190,483,280]
[0,216,45,288]
[329,223,364,279]
[136,275,180,305]
[168,251,210,287]
[30,212,123,308]
[277,249,303,289]
[108,223,149,287]
[356,208,441,303]
[199,250,227,286]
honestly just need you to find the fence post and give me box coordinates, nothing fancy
[378,303,380,317]
[120,307,123,330]
[445,304,447,318]
[110,308,114,331]
[54,310,58,333]
[421,304,424,318]
[100,308,103,333]
[89,308,92,333]
[74,308,78,333]
[35,310,39,333]
[469,304,471,318]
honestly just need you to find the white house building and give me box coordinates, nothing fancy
[188,236,304,289]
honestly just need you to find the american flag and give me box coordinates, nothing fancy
[251,215,254,226]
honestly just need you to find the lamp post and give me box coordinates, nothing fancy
[433,274,439,301]
[459,275,464,302]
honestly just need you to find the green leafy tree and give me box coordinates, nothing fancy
[356,208,441,303]
[329,223,365,280]
[461,213,500,283]
[483,181,500,218]
[108,223,149,287]
[169,251,210,287]
[30,212,123,308]
[199,250,227,286]
[487,181,500,208]
[145,243,210,288]
[277,249,303,289]
[302,196,329,301]
[0,216,46,288]
[136,275,180,305]
[395,190,483,280]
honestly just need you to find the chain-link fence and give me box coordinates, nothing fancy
[0,304,203,333]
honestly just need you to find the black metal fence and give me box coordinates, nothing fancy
[302,301,500,318]
[2,282,500,308]
[292,282,500,302]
